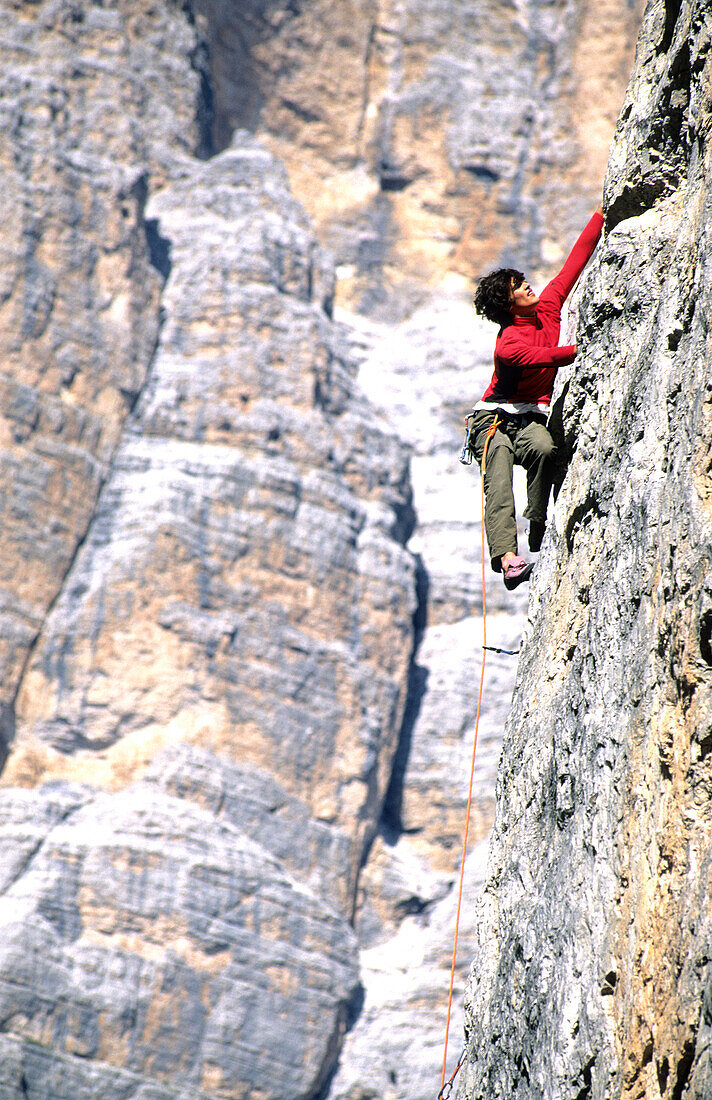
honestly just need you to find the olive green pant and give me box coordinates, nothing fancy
[469,410,556,572]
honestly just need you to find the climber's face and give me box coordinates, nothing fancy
[509,276,539,316]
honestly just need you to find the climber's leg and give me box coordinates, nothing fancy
[470,411,517,572]
[514,421,556,548]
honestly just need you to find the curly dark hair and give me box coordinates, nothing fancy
[473,268,524,327]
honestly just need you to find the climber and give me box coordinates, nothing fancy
[469,206,604,590]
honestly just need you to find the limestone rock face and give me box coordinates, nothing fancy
[192,0,643,317]
[8,139,416,896]
[0,762,359,1100]
[459,3,712,1098]
[0,0,644,1097]
[0,0,207,732]
[0,3,415,1095]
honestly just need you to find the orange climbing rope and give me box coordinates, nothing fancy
[438,414,501,1099]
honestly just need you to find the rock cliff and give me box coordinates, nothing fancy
[197,0,641,318]
[0,0,643,1097]
[0,5,414,1095]
[459,2,712,1098]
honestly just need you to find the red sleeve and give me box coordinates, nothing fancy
[497,328,577,369]
[538,210,604,311]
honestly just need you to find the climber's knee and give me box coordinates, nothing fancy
[517,422,556,466]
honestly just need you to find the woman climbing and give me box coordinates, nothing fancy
[470,206,604,589]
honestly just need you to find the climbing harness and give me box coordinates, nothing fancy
[438,413,503,1098]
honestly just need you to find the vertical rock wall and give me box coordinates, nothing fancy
[459,2,712,1098]
[0,0,199,728]
[7,139,416,896]
[0,3,414,1096]
[0,0,643,1097]
[191,0,642,317]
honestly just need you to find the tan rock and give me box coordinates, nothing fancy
[460,5,712,1095]
[0,0,207,710]
[197,0,644,314]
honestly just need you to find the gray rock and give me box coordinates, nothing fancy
[0,0,206,710]
[459,3,712,1097]
[0,1,647,1098]
[1,6,417,1094]
[143,743,356,917]
[0,780,359,1100]
[12,139,416,897]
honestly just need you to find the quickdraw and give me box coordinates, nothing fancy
[438,1041,468,1100]
[458,413,475,465]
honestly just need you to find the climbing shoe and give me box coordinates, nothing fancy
[503,556,533,590]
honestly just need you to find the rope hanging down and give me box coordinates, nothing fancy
[438,414,502,1099]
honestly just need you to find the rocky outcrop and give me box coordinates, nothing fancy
[0,762,359,1099]
[459,2,712,1098]
[7,138,416,892]
[0,0,207,741]
[0,3,415,1094]
[0,0,643,1097]
[193,0,643,318]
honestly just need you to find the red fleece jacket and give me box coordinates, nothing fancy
[481,210,604,405]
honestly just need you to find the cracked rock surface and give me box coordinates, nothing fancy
[191,0,642,318]
[0,770,359,1100]
[0,4,414,1095]
[459,3,712,1098]
[0,0,641,1097]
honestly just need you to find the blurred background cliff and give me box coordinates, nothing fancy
[0,2,643,1097]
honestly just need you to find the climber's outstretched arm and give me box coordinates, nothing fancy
[539,208,604,311]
